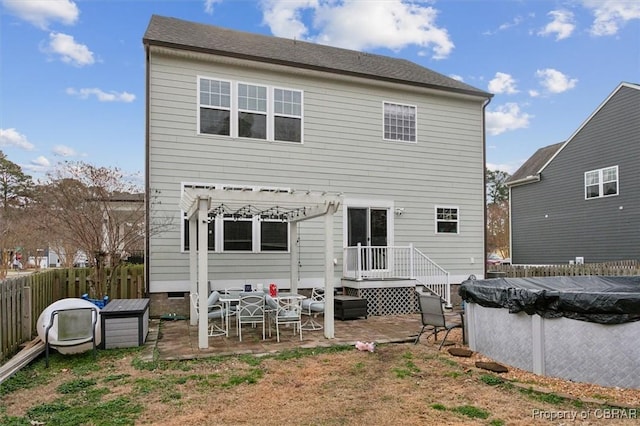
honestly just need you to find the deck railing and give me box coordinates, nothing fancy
[343,244,450,305]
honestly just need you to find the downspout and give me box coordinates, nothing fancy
[144,43,151,297]
[482,96,492,280]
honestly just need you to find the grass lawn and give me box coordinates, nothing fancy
[1,342,638,425]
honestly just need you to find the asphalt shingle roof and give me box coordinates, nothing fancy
[507,142,564,184]
[143,15,492,99]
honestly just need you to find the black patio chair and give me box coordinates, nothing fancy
[414,290,463,349]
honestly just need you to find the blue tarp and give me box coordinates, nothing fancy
[459,276,640,324]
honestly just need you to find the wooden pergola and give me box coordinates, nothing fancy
[180,187,342,349]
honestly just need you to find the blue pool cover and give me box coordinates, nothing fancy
[459,276,640,324]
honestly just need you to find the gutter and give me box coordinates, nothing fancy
[506,174,541,188]
[144,44,151,297]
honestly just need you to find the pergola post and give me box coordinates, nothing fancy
[324,207,335,338]
[197,197,210,349]
[289,222,299,293]
[189,217,197,326]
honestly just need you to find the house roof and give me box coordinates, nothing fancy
[143,15,492,99]
[506,141,564,186]
[506,82,640,187]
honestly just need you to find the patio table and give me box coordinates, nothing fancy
[218,291,304,338]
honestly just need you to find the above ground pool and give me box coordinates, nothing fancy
[459,276,640,389]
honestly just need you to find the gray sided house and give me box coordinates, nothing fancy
[143,15,492,315]
[507,82,640,265]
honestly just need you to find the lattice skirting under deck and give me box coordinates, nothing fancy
[344,287,418,316]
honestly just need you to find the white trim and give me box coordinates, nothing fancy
[342,198,395,248]
[382,101,417,143]
[197,75,233,137]
[584,165,619,200]
[196,75,303,143]
[434,205,460,235]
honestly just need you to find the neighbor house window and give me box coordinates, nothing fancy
[183,214,215,251]
[238,83,267,139]
[383,102,416,142]
[199,78,231,136]
[274,88,302,142]
[585,166,618,199]
[435,207,459,234]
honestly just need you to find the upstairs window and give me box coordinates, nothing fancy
[585,166,618,199]
[198,77,303,143]
[384,102,416,142]
[199,78,231,136]
[274,88,302,142]
[238,83,267,139]
[435,206,459,234]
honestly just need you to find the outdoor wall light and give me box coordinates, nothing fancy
[395,208,405,216]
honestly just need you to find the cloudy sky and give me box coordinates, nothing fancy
[1,0,638,180]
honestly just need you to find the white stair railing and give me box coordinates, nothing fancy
[343,244,451,306]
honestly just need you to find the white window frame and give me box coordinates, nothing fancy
[383,101,417,143]
[197,76,232,136]
[197,76,303,143]
[237,81,268,140]
[584,165,619,199]
[180,182,291,253]
[435,206,459,234]
[273,86,303,143]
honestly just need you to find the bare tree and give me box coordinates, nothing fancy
[486,168,511,258]
[38,162,146,297]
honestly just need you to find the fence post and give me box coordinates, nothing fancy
[22,286,31,340]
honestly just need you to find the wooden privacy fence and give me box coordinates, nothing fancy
[488,260,640,278]
[0,265,145,364]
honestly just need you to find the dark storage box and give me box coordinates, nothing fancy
[334,295,367,320]
[100,299,150,349]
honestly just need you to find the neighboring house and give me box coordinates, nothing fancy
[507,82,640,264]
[143,15,492,323]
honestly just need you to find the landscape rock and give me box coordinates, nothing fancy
[448,347,473,357]
[475,361,509,373]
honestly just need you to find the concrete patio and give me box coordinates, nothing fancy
[146,314,440,361]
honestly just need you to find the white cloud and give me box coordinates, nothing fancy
[535,68,577,94]
[66,88,135,103]
[44,32,95,66]
[1,0,79,29]
[483,15,525,35]
[0,128,35,150]
[529,89,540,98]
[538,10,575,40]
[31,156,51,167]
[583,0,640,36]
[261,0,454,59]
[52,145,77,157]
[488,72,519,95]
[449,74,463,82]
[486,103,532,136]
[204,0,223,14]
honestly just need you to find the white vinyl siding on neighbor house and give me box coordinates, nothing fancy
[199,76,303,143]
[147,52,486,290]
[435,206,459,234]
[585,166,618,199]
[383,102,416,142]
